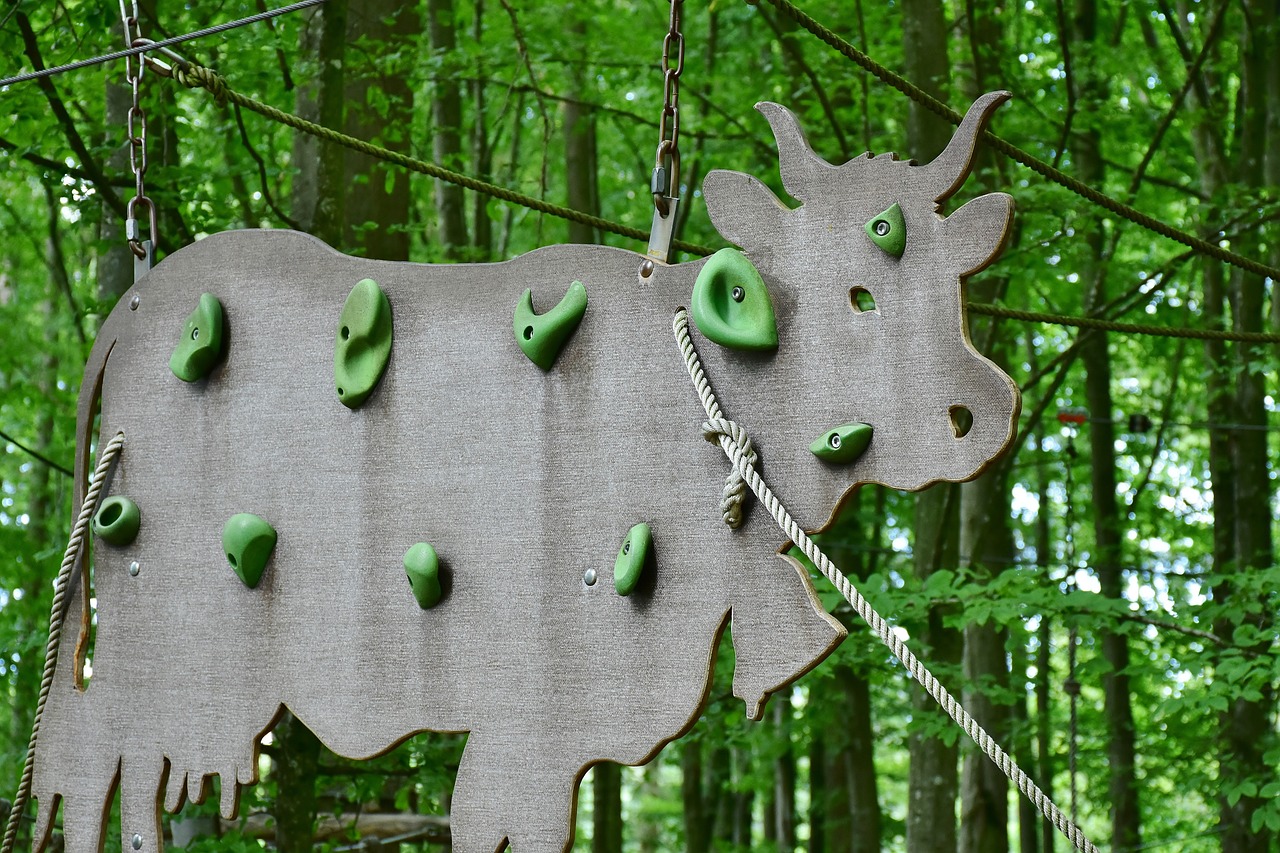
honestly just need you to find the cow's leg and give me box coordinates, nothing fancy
[55,768,119,853]
[450,733,579,853]
[118,754,167,853]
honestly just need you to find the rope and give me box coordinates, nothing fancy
[170,63,718,258]
[757,0,1280,283]
[1,433,126,853]
[967,303,1280,344]
[672,310,1099,853]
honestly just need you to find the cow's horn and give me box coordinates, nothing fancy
[756,102,838,203]
[915,90,1012,203]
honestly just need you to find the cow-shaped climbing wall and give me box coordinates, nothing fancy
[30,92,1019,853]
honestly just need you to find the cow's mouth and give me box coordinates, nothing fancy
[808,422,873,464]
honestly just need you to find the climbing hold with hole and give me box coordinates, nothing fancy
[93,496,140,546]
[169,293,226,382]
[222,513,277,589]
[335,278,393,409]
[404,542,443,609]
[614,522,652,596]
[513,281,588,371]
[690,249,778,351]
[865,202,906,258]
[809,423,873,464]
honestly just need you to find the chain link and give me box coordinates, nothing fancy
[652,0,683,216]
[121,0,156,261]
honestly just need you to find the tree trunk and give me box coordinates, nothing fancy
[291,0,347,247]
[682,740,710,853]
[99,79,133,306]
[274,711,323,853]
[426,0,468,260]
[470,0,493,260]
[772,694,797,851]
[592,763,623,853]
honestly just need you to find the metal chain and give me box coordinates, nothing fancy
[652,0,683,216]
[121,0,157,267]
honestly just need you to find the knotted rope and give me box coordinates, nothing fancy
[673,310,1099,853]
[1,433,126,853]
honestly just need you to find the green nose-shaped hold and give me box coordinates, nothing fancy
[169,293,226,382]
[93,496,140,546]
[614,522,653,596]
[809,422,873,464]
[865,202,906,258]
[691,248,778,351]
[335,278,393,409]
[222,513,277,589]
[513,281,588,371]
[404,542,443,609]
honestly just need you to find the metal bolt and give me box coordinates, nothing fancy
[622,541,630,555]
[639,259,654,279]
[132,834,143,850]
[583,568,597,587]
[191,327,199,340]
[829,433,841,449]
[129,294,140,311]
[731,286,745,302]
[874,220,891,237]
[129,561,140,577]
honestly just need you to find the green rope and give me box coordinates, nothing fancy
[758,0,1280,283]
[171,63,719,258]
[968,302,1280,344]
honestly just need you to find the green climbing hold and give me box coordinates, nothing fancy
[92,496,140,546]
[513,281,588,371]
[169,293,226,382]
[614,522,653,597]
[690,248,778,352]
[809,423,873,465]
[404,542,443,609]
[335,278,393,409]
[865,202,906,258]
[222,513,277,589]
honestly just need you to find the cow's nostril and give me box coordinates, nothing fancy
[949,405,973,438]
[849,287,877,314]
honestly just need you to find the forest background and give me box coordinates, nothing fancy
[0,0,1277,852]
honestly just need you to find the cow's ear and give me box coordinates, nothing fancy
[942,192,1015,275]
[702,169,790,252]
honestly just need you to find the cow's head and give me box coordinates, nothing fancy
[699,91,1020,496]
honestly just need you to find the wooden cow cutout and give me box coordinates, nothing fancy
[31,92,1019,853]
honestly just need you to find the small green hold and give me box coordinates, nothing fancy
[690,248,778,352]
[865,202,906,258]
[169,293,226,382]
[222,513,277,589]
[92,496,140,546]
[513,281,588,371]
[404,542,443,609]
[335,278,393,409]
[809,423,873,465]
[614,522,653,597]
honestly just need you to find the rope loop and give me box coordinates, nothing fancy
[701,417,756,529]
[173,62,229,106]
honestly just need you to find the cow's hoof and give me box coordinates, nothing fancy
[614,522,652,596]
[513,281,588,371]
[809,422,873,464]
[691,248,778,351]
[169,292,227,382]
[335,277,393,409]
[93,496,141,546]
[404,542,443,609]
[222,513,277,588]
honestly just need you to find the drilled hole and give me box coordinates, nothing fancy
[523,325,535,340]
[341,326,350,340]
[849,286,877,314]
[227,552,238,568]
[99,502,121,526]
[337,387,345,397]
[949,405,973,439]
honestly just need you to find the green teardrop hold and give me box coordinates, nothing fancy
[690,248,778,351]
[513,281,588,371]
[614,522,653,597]
[809,423,873,464]
[93,496,140,546]
[169,293,226,382]
[222,513,277,589]
[335,278,393,409]
[865,202,906,258]
[404,542,443,609]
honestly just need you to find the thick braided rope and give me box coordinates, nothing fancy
[672,311,1099,853]
[1,433,126,853]
[758,0,1280,283]
[170,63,719,258]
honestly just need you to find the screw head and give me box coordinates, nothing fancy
[639,259,654,279]
[731,285,745,302]
[128,561,140,577]
[829,433,842,449]
[129,294,140,311]
[874,220,891,237]
[132,834,143,850]
[583,568,597,587]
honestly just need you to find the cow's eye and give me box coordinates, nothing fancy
[865,202,906,258]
